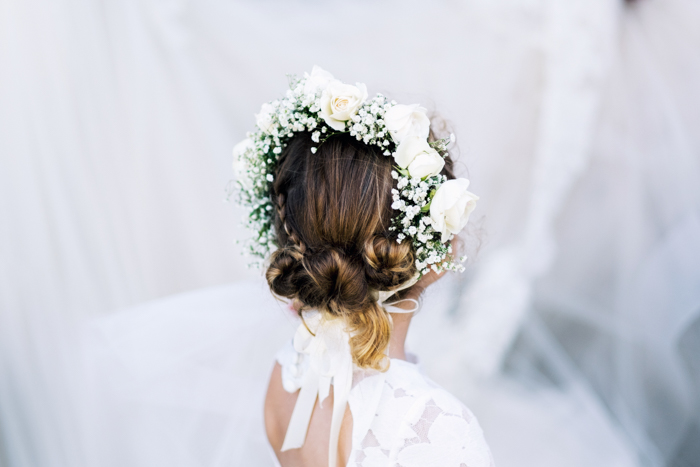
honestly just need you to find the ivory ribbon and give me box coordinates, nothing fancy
[376,273,421,315]
[280,274,420,467]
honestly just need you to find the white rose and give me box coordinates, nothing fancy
[384,104,430,144]
[303,66,334,97]
[255,103,275,134]
[429,178,479,242]
[394,135,444,178]
[319,80,368,131]
[407,149,445,179]
[232,138,254,189]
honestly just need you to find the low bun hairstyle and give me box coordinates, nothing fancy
[266,131,454,370]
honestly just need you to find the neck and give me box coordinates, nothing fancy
[387,312,413,361]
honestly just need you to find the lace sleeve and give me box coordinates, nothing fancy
[392,390,495,467]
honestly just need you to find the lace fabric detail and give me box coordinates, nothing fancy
[391,393,495,467]
[275,343,494,467]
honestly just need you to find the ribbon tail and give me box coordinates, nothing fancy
[383,297,420,314]
[352,370,386,445]
[318,375,331,407]
[328,359,353,467]
[376,273,420,311]
[281,367,319,452]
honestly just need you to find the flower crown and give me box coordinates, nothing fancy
[232,66,479,276]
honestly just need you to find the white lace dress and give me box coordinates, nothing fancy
[274,315,495,467]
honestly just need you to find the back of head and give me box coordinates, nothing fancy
[266,132,421,370]
[233,68,474,372]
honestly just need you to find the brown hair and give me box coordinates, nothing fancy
[266,131,454,370]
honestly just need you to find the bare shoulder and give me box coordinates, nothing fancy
[264,362,298,453]
[263,360,354,467]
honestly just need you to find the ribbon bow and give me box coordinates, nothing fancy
[280,274,420,467]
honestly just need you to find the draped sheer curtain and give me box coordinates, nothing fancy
[1,0,698,466]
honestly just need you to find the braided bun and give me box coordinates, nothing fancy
[264,131,455,370]
[301,246,367,313]
[363,234,415,291]
[268,245,367,312]
[266,246,303,298]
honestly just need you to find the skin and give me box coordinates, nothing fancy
[264,269,445,467]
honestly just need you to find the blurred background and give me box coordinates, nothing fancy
[1,0,699,466]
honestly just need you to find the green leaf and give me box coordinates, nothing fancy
[395,166,409,177]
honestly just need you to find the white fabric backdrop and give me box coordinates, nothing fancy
[1,0,698,466]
